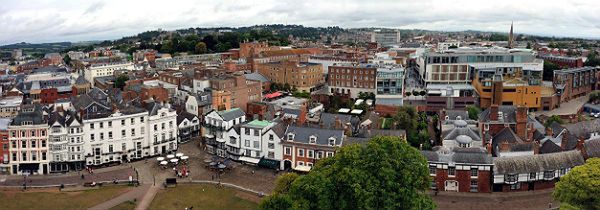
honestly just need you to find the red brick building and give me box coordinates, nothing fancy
[40,88,70,104]
[538,54,583,68]
[422,147,493,193]
[281,126,344,172]
[210,73,262,112]
[327,64,377,98]
[553,67,600,103]
[0,119,10,173]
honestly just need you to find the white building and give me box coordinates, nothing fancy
[146,102,178,156]
[48,111,86,172]
[375,65,405,106]
[85,62,135,86]
[237,120,284,167]
[203,108,246,157]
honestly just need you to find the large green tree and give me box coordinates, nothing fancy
[195,42,207,54]
[260,136,435,210]
[553,158,600,210]
[466,105,481,120]
[114,75,129,90]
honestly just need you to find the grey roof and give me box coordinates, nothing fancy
[269,122,287,138]
[493,150,585,174]
[585,139,600,158]
[548,122,565,138]
[564,119,600,139]
[319,113,351,128]
[540,140,562,154]
[443,120,482,142]
[75,75,89,85]
[0,118,11,130]
[177,111,198,124]
[244,72,270,83]
[479,105,517,123]
[493,127,521,144]
[217,108,245,121]
[11,104,46,126]
[444,110,469,121]
[285,126,344,146]
[423,146,492,164]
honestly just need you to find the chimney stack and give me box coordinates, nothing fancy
[545,126,553,137]
[561,132,569,151]
[489,105,499,121]
[533,141,540,154]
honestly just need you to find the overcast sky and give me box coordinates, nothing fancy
[1,0,600,45]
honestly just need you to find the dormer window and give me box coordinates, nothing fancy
[328,137,336,146]
[309,136,317,144]
[287,133,295,141]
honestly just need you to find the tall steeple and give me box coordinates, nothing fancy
[508,22,514,49]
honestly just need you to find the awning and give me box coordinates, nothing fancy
[350,109,364,115]
[264,92,283,99]
[360,119,372,126]
[238,156,260,164]
[338,108,351,113]
[293,165,312,172]
[258,158,280,170]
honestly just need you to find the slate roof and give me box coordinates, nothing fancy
[285,126,344,146]
[244,72,270,83]
[422,146,492,164]
[75,75,89,85]
[540,140,562,154]
[548,122,566,138]
[493,127,521,144]
[585,139,600,158]
[493,150,585,174]
[217,108,245,121]
[479,105,517,123]
[177,111,198,124]
[319,113,351,128]
[269,122,287,138]
[564,119,600,139]
[442,120,482,142]
[11,104,46,126]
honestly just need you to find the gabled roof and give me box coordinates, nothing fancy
[585,139,600,158]
[422,146,492,164]
[177,111,198,124]
[493,150,584,174]
[548,122,565,138]
[11,104,46,126]
[285,126,344,146]
[540,140,562,154]
[217,108,245,121]
[244,72,270,83]
[479,105,517,123]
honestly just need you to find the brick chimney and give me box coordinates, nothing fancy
[576,137,586,158]
[515,106,528,141]
[486,143,492,154]
[561,132,569,151]
[489,104,499,121]
[533,140,540,154]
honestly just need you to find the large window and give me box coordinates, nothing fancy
[470,168,478,177]
[298,149,304,157]
[429,165,436,175]
[284,147,291,155]
[544,171,554,179]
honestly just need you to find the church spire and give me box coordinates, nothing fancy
[508,22,514,49]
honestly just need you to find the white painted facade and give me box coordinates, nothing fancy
[85,62,135,86]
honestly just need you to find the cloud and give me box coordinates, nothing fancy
[1,0,600,45]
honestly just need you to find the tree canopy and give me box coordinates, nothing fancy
[466,105,481,120]
[545,115,564,127]
[553,158,600,210]
[543,61,561,81]
[259,136,435,210]
[114,75,129,90]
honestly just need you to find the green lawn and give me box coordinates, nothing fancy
[0,186,130,210]
[150,184,259,210]
[109,200,137,210]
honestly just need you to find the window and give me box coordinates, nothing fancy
[316,151,323,159]
[284,147,291,155]
[90,134,95,141]
[41,130,45,136]
[307,150,314,158]
[22,152,27,161]
[470,180,478,192]
[42,152,46,160]
[122,130,126,137]
[448,167,456,176]
[41,140,46,147]
[154,125,158,131]
[268,143,274,149]
[131,118,135,124]
[122,143,126,151]
[268,152,275,158]
[253,141,259,149]
[100,133,104,140]
[140,117,144,123]
[269,134,274,141]
[161,123,165,130]
[544,171,554,179]
[470,168,478,177]
[21,141,27,148]
[244,140,250,147]
[297,161,304,166]
[169,121,173,128]
[287,133,294,141]
[245,128,250,135]
[328,138,335,146]
[109,145,114,153]
[11,141,16,148]
[229,137,236,144]
[131,129,135,136]
[31,140,36,148]
[309,136,316,144]
[298,149,305,157]
[99,122,104,128]
[12,153,17,161]
[108,121,112,127]
[254,129,259,136]
[505,174,518,182]
[326,152,334,157]
[108,132,113,139]
[510,183,520,190]
[121,120,126,126]
[429,165,436,175]
[90,123,95,129]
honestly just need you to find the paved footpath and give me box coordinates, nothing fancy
[135,185,160,210]
[88,184,150,210]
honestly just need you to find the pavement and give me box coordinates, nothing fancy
[430,188,558,210]
[0,166,135,187]
[88,184,150,210]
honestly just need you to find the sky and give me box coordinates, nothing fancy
[1,0,600,45]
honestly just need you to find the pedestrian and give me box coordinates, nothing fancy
[81,174,85,179]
